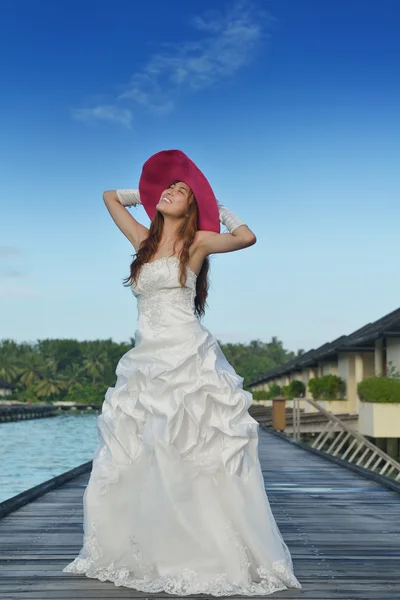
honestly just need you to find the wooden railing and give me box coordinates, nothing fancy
[291,397,400,482]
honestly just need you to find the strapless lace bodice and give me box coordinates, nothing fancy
[131,256,198,333]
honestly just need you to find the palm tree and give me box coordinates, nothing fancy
[35,377,68,399]
[18,355,43,387]
[81,353,107,384]
[0,339,21,383]
[65,363,84,392]
[32,356,66,400]
[0,359,19,384]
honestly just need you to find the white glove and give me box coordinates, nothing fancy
[217,201,246,233]
[116,189,142,207]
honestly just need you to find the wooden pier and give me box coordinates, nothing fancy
[0,404,58,423]
[0,426,399,599]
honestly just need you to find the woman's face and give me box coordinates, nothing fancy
[156,181,192,218]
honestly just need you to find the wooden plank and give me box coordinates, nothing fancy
[0,428,400,598]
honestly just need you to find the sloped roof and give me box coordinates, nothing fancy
[248,306,400,386]
[0,378,15,390]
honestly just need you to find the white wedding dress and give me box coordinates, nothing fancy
[62,255,302,596]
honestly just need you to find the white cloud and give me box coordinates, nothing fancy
[119,0,272,109]
[72,0,274,124]
[118,73,175,115]
[71,105,133,127]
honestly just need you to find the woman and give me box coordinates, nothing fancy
[62,149,302,595]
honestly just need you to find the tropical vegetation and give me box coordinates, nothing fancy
[358,376,400,404]
[308,374,346,400]
[0,336,300,405]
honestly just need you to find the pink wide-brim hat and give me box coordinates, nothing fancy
[138,149,220,233]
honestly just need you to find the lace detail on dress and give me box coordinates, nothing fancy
[137,294,164,332]
[140,255,197,280]
[133,256,197,333]
[134,255,197,292]
[62,517,302,595]
[136,286,196,332]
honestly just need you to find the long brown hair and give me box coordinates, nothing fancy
[122,180,210,318]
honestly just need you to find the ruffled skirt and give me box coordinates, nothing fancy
[62,320,302,596]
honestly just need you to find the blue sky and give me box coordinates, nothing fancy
[1,0,399,353]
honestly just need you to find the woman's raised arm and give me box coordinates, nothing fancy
[103,190,149,251]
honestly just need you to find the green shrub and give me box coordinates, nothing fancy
[308,375,345,400]
[308,377,323,399]
[251,390,270,400]
[277,380,305,400]
[288,380,305,398]
[267,383,282,398]
[249,382,306,401]
[250,384,283,401]
[358,376,400,404]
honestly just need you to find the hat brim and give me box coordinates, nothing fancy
[138,149,220,233]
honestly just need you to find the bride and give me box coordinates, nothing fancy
[62,149,302,596]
